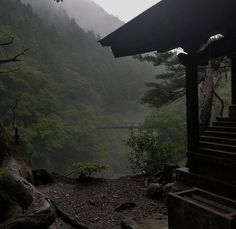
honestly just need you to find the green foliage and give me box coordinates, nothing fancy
[126,102,187,174]
[0,0,156,173]
[71,161,106,178]
[135,51,186,108]
[126,130,174,174]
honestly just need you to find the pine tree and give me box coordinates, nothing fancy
[135,51,186,108]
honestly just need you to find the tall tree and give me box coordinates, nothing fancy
[135,51,186,108]
[136,49,228,129]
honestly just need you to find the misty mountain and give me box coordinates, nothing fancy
[21,0,124,37]
[0,0,157,174]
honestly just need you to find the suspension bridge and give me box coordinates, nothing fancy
[97,123,156,130]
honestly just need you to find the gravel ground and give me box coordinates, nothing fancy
[39,175,167,229]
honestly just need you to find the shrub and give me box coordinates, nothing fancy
[125,130,177,174]
[70,161,106,180]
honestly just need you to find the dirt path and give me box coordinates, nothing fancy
[39,175,167,229]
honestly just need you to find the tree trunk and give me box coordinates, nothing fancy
[200,61,214,131]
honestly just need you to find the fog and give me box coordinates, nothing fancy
[22,0,124,37]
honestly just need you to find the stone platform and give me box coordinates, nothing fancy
[168,188,236,229]
[176,168,236,200]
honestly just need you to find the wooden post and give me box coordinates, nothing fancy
[179,53,199,152]
[230,56,236,104]
[228,55,236,117]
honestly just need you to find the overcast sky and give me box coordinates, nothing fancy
[92,0,161,22]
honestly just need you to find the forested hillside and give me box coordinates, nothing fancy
[0,0,157,174]
[22,0,124,37]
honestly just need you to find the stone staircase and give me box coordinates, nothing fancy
[169,107,236,229]
[188,115,236,188]
[169,112,236,229]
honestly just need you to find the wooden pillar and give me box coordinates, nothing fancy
[179,53,199,152]
[230,56,236,104]
[228,55,236,117]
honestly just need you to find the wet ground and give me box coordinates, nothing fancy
[39,175,167,229]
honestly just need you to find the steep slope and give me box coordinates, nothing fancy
[21,0,124,37]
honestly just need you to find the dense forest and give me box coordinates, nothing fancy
[0,0,159,175]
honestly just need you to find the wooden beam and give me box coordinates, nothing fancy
[197,37,236,65]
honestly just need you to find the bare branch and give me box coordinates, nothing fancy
[0,49,28,65]
[0,37,14,47]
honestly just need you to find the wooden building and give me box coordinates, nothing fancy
[100,0,236,228]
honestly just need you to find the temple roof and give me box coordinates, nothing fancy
[99,0,236,57]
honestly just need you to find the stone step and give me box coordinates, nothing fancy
[203,130,236,139]
[213,121,236,127]
[200,136,236,146]
[197,147,236,161]
[208,126,236,133]
[188,151,236,184]
[199,141,236,152]
[216,117,236,122]
[176,168,236,200]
